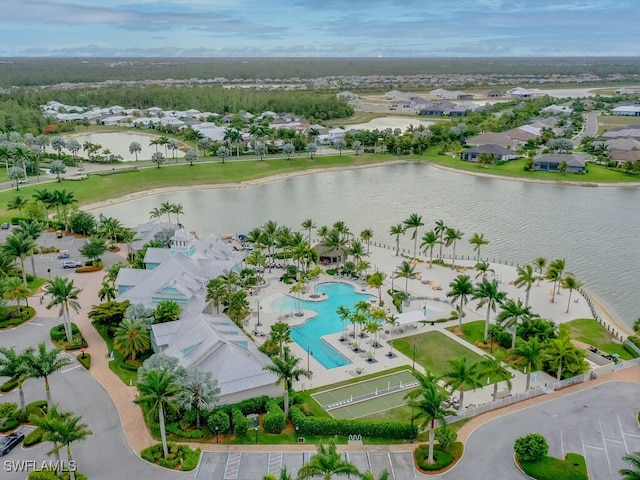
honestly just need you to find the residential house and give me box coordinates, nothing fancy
[532,153,589,173]
[612,106,640,116]
[461,144,518,162]
[465,126,540,150]
[541,104,573,115]
[508,87,545,98]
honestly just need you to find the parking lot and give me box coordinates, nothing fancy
[195,450,419,480]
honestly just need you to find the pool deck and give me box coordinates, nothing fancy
[251,244,595,406]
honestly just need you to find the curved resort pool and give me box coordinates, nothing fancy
[269,282,375,369]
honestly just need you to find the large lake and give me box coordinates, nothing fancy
[93,163,640,331]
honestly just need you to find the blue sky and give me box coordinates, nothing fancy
[0,0,638,57]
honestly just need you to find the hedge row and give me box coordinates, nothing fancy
[165,422,204,439]
[263,400,285,434]
[232,409,249,437]
[140,442,201,471]
[24,427,44,447]
[289,406,416,439]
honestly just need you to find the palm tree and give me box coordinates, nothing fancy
[389,224,405,256]
[543,326,583,381]
[3,276,31,313]
[474,261,494,281]
[148,207,163,220]
[171,203,185,225]
[297,439,360,480]
[15,220,44,276]
[176,368,220,429]
[301,218,316,242]
[405,371,451,464]
[474,278,507,343]
[151,151,165,168]
[420,230,439,268]
[114,318,150,361]
[0,347,29,409]
[135,369,180,459]
[447,275,474,329]
[514,264,536,307]
[434,219,447,259]
[269,322,292,355]
[23,343,70,406]
[3,232,36,285]
[469,233,489,262]
[366,271,387,305]
[443,356,483,410]
[129,141,142,161]
[7,195,29,216]
[45,276,82,343]
[31,405,92,480]
[205,278,227,314]
[533,257,547,285]
[149,137,162,153]
[385,313,399,358]
[403,213,424,259]
[336,305,351,341]
[359,470,389,480]
[478,351,513,402]
[562,275,582,313]
[620,452,640,480]
[549,258,566,294]
[394,260,418,293]
[512,337,544,392]
[360,229,373,253]
[545,266,562,303]
[262,346,311,417]
[32,189,54,221]
[498,298,532,349]
[444,227,463,269]
[217,146,230,163]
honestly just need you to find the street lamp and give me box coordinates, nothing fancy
[215,425,219,444]
[307,346,313,376]
[256,297,261,327]
[412,343,416,371]
[254,426,259,444]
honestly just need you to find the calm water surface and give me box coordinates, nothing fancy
[95,163,640,331]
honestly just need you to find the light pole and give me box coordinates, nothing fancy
[256,297,261,327]
[215,425,219,444]
[412,343,416,371]
[307,346,313,376]
[254,426,258,444]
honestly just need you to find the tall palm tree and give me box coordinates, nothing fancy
[389,224,405,257]
[477,351,513,402]
[447,275,474,329]
[474,261,494,281]
[31,405,92,480]
[3,232,36,285]
[620,452,640,480]
[297,439,360,480]
[32,189,54,221]
[7,195,29,216]
[3,276,31,313]
[135,368,180,459]
[545,266,562,303]
[301,218,316,242]
[262,346,311,417]
[0,347,29,409]
[15,220,44,276]
[444,227,463,269]
[176,368,220,429]
[205,278,227,314]
[114,318,150,361]
[434,219,447,259]
[543,326,583,381]
[269,322,292,355]
[394,260,418,293]
[403,213,424,259]
[45,276,82,343]
[533,257,547,286]
[562,275,582,313]
[366,271,387,305]
[336,305,352,341]
[469,233,489,262]
[359,229,373,253]
[498,298,532,349]
[420,230,439,268]
[129,141,142,161]
[321,230,347,269]
[514,264,536,307]
[512,337,544,392]
[549,258,566,294]
[474,278,507,343]
[405,371,451,464]
[23,343,70,406]
[443,356,483,410]
[171,203,185,226]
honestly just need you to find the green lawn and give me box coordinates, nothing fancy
[566,318,637,360]
[520,453,588,480]
[392,331,490,379]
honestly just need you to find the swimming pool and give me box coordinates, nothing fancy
[269,282,375,369]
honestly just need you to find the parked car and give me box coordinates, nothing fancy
[0,432,25,456]
[17,179,29,185]
[57,251,70,259]
[62,261,83,269]
[56,230,63,238]
[1,223,9,230]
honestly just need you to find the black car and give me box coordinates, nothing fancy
[0,432,25,456]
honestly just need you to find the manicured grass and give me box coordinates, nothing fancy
[520,453,588,480]
[392,331,492,381]
[92,322,138,386]
[27,277,48,294]
[566,318,637,360]
[447,320,509,355]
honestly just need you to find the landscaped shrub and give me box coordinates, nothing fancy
[514,433,549,463]
[208,410,231,434]
[289,405,416,439]
[519,453,588,480]
[23,427,44,446]
[77,352,91,369]
[0,378,18,392]
[0,419,20,432]
[50,323,87,350]
[231,409,249,437]
[165,422,204,439]
[0,306,36,328]
[220,395,272,416]
[181,446,202,471]
[140,442,200,471]
[435,424,457,449]
[414,443,454,471]
[26,400,48,411]
[262,400,285,434]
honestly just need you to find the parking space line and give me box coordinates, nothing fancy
[366,452,372,473]
[599,418,613,477]
[618,414,630,454]
[268,452,282,476]
[62,365,81,373]
[560,430,564,457]
[579,424,586,457]
[386,452,395,479]
[224,452,241,480]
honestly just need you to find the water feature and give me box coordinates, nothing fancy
[93,162,640,331]
[269,282,375,369]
